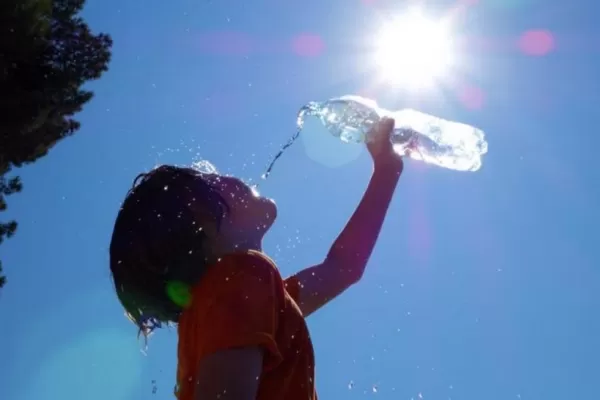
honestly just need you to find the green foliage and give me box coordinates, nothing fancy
[0,0,113,287]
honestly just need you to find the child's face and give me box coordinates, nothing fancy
[202,173,277,251]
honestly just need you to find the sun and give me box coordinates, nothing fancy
[373,9,456,89]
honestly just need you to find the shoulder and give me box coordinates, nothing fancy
[189,251,284,305]
[223,250,282,287]
[235,250,281,281]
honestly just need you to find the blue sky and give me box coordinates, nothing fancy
[1,0,600,399]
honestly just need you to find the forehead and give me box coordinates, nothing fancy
[162,167,254,201]
[171,167,241,187]
[202,173,251,194]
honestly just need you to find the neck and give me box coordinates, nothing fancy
[210,238,263,261]
[231,241,262,253]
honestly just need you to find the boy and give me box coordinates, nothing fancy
[109,118,403,399]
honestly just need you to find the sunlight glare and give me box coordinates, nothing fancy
[373,9,455,89]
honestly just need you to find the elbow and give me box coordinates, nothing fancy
[323,252,366,286]
[348,268,365,285]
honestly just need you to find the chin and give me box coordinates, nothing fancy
[254,199,275,234]
[265,197,277,219]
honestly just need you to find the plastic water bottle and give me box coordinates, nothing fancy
[262,95,488,179]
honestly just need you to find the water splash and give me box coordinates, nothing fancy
[191,160,218,174]
[261,102,321,180]
[261,96,381,179]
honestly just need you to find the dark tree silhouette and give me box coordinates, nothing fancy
[0,0,113,287]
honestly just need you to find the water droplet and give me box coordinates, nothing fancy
[192,160,218,174]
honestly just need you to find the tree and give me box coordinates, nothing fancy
[0,0,113,287]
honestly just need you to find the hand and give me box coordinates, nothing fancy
[367,118,403,172]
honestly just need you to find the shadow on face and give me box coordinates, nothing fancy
[203,174,277,243]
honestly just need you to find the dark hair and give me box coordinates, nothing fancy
[109,165,229,336]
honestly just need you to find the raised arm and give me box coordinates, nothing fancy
[289,118,403,317]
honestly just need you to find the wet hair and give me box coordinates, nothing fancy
[109,164,229,336]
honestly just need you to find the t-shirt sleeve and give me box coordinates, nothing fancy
[192,254,284,371]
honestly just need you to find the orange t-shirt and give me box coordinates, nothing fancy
[176,251,317,400]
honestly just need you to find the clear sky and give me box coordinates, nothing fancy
[1,0,599,399]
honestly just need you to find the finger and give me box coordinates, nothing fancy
[371,117,394,141]
[379,117,395,135]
